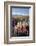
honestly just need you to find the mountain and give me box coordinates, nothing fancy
[12,15,29,19]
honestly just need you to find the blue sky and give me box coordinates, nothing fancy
[12,8,29,16]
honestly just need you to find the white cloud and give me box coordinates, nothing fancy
[12,12,29,16]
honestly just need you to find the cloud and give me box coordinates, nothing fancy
[12,12,29,16]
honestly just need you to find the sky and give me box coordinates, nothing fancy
[12,8,29,16]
